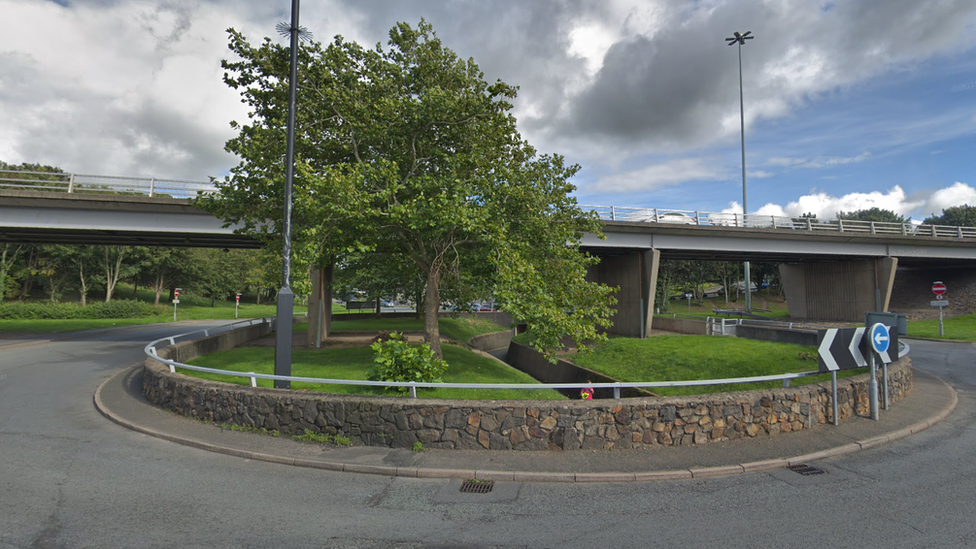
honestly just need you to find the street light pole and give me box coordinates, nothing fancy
[726,30,754,312]
[274,0,304,389]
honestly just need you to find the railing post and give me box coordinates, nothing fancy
[902,223,908,235]
[169,364,176,373]
[68,173,75,193]
[149,178,155,197]
[613,385,621,399]
[838,219,844,232]
[249,374,257,388]
[807,218,812,231]
[610,206,615,221]
[653,208,659,222]
[409,386,417,398]
[870,221,876,234]
[695,211,701,225]
[959,226,963,238]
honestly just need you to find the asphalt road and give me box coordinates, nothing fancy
[1,325,975,549]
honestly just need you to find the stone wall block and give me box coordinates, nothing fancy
[480,412,501,432]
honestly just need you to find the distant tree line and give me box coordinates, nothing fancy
[0,242,285,307]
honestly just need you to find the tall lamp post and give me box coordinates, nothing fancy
[726,30,754,312]
[274,0,310,389]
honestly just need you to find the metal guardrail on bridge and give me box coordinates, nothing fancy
[583,204,976,240]
[0,169,215,199]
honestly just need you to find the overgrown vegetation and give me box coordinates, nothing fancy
[292,429,351,446]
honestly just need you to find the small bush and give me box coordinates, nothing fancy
[367,332,448,393]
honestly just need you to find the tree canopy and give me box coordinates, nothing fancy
[198,20,616,358]
[836,207,907,223]
[923,205,976,227]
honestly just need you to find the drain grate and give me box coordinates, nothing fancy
[459,479,494,494]
[788,464,827,476]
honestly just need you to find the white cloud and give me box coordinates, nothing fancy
[593,157,725,192]
[720,183,976,221]
[780,185,921,218]
[767,152,872,170]
[921,182,976,218]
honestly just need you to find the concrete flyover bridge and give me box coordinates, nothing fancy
[579,205,976,337]
[2,169,974,334]
[0,170,258,248]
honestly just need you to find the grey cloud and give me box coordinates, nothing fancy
[550,0,976,153]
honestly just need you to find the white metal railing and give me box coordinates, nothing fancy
[145,318,829,399]
[585,204,976,240]
[0,169,215,199]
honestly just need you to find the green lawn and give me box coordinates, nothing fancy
[568,335,852,396]
[184,344,565,400]
[299,316,505,343]
[907,313,976,341]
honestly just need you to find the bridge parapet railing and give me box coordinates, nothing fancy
[585,204,976,240]
[0,169,215,199]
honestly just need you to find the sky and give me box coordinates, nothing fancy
[2,0,975,221]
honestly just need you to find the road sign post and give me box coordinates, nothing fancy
[173,288,182,322]
[235,293,241,319]
[932,281,947,338]
[867,322,891,420]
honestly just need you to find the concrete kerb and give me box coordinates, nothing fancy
[95,362,960,484]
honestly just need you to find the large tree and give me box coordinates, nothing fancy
[837,208,908,223]
[924,204,976,227]
[200,21,615,358]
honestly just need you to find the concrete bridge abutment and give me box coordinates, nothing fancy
[779,257,898,321]
[587,249,660,338]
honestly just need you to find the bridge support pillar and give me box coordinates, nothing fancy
[587,249,659,338]
[307,263,334,347]
[780,257,898,321]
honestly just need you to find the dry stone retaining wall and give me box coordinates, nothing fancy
[142,330,912,451]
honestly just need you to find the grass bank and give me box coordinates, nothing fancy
[185,344,565,400]
[557,335,854,396]
[297,316,506,343]
[907,313,976,341]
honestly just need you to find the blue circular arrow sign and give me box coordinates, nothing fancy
[869,323,890,354]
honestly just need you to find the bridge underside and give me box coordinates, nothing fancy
[583,248,948,333]
[0,190,260,248]
[0,225,261,248]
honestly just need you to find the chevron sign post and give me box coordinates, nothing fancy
[818,323,899,424]
[817,328,867,373]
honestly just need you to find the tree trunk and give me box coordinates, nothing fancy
[423,267,443,359]
[78,263,89,307]
[103,247,125,303]
[0,244,23,304]
[153,271,164,306]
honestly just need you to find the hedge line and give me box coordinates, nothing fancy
[0,300,164,319]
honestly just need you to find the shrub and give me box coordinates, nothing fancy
[367,332,448,393]
[0,299,161,320]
